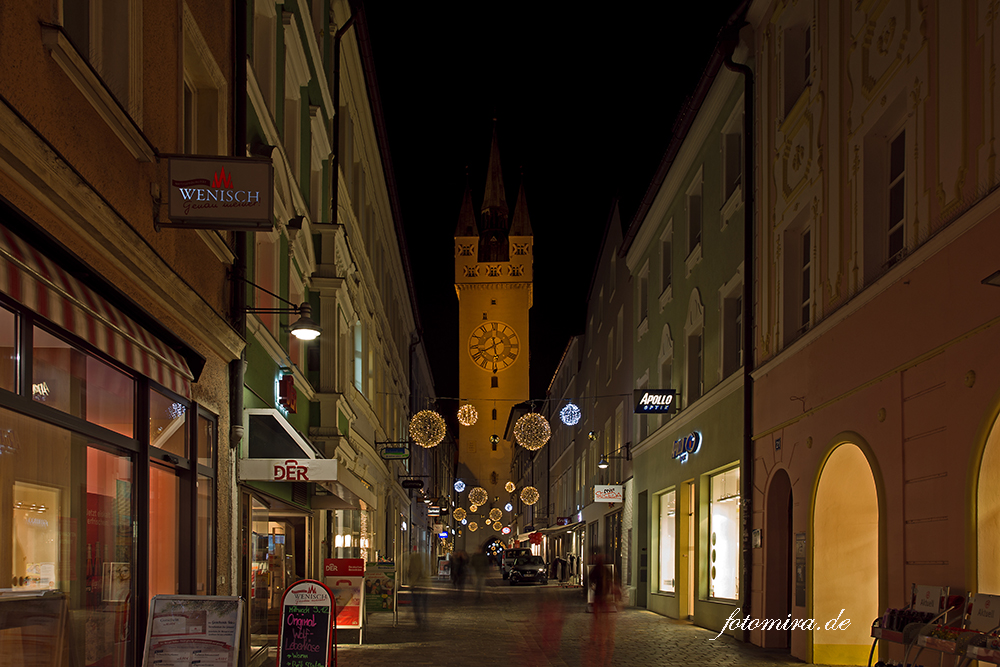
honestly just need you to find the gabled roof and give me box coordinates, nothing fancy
[509,179,532,236]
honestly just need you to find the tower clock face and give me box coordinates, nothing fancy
[469,321,520,372]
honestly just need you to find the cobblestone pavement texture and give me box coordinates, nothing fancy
[328,575,824,667]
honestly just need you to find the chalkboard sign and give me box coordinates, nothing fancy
[277,579,335,667]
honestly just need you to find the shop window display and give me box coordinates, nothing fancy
[658,490,676,593]
[2,407,134,667]
[709,467,740,600]
[32,326,134,438]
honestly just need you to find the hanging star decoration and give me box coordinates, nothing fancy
[560,402,582,426]
[469,486,488,507]
[457,403,478,426]
[409,410,446,448]
[514,413,550,451]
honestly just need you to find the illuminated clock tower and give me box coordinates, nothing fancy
[454,126,533,536]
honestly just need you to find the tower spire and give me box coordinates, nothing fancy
[510,172,532,237]
[454,167,477,237]
[481,121,508,220]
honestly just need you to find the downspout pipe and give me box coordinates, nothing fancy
[721,18,755,644]
[330,12,356,226]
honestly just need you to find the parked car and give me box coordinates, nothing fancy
[501,547,532,579]
[508,555,548,586]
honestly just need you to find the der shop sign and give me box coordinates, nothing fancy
[240,458,337,482]
[166,156,273,230]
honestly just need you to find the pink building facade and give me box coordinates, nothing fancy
[746,1,1000,664]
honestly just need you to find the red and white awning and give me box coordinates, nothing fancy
[0,225,194,397]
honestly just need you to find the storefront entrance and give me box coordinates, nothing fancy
[812,442,879,665]
[763,469,792,649]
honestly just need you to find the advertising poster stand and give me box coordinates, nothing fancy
[277,579,337,667]
[363,562,398,630]
[141,595,244,667]
[323,559,364,645]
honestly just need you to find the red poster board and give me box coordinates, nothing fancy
[323,559,364,630]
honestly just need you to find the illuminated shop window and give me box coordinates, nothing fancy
[709,467,740,600]
[658,489,676,593]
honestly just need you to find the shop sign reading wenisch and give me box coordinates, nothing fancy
[166,156,273,230]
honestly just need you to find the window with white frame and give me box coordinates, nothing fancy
[182,8,227,156]
[659,489,677,593]
[782,212,813,345]
[62,0,139,117]
[687,174,703,255]
[783,20,811,118]
[685,290,705,404]
[659,324,674,423]
[886,128,906,267]
[709,467,740,600]
[720,266,744,379]
[721,103,744,206]
[636,376,649,442]
[284,12,309,184]
[353,319,364,393]
[253,0,276,111]
[660,221,673,296]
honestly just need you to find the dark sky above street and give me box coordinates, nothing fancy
[363,3,742,401]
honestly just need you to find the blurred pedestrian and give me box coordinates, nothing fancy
[587,553,616,667]
[408,547,429,626]
[470,544,489,600]
[451,550,468,591]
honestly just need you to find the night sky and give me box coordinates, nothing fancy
[363,3,742,400]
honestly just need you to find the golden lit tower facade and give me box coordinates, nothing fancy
[454,128,533,525]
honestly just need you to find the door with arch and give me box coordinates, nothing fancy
[977,412,1000,594]
[763,469,792,649]
[812,441,880,665]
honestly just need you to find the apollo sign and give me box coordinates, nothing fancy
[634,389,676,414]
[166,156,273,230]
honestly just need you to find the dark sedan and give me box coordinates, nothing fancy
[508,555,548,585]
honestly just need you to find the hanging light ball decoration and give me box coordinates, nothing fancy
[489,508,502,522]
[502,526,511,535]
[484,519,491,527]
[514,413,551,451]
[468,521,478,532]
[505,481,516,493]
[520,486,540,506]
[454,480,466,493]
[468,486,489,507]
[409,410,446,448]
[504,502,513,512]
[469,504,479,513]
[493,522,502,531]
[453,508,467,522]
[457,404,478,427]
[560,402,582,426]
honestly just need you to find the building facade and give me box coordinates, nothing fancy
[0,2,241,665]
[624,41,749,637]
[746,1,1000,664]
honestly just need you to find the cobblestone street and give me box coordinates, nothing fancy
[331,577,823,667]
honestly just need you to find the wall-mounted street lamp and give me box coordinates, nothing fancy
[598,442,632,469]
[234,274,322,340]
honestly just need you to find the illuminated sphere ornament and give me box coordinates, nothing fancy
[469,504,479,513]
[461,518,467,525]
[493,522,502,531]
[454,480,466,493]
[502,526,511,535]
[468,521,478,532]
[514,413,551,451]
[505,481,516,493]
[453,508,467,522]
[504,502,513,512]
[409,410,446,448]
[489,508,502,522]
[469,486,489,507]
[560,402,582,426]
[457,404,478,427]
[520,486,540,506]
[484,519,491,527]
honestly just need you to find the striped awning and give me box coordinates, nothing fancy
[0,225,194,397]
